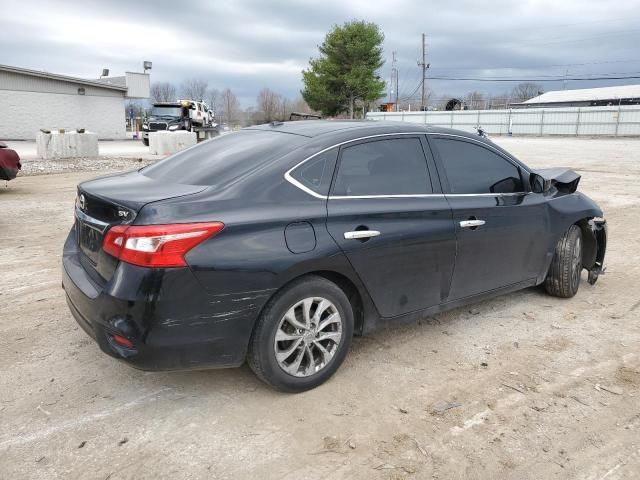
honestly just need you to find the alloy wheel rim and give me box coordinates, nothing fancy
[274,297,343,377]
[572,236,582,285]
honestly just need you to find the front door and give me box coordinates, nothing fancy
[326,136,456,318]
[428,135,549,300]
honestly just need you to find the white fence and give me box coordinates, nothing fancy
[366,105,640,136]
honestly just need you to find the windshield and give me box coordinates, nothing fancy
[151,106,181,117]
[141,130,308,187]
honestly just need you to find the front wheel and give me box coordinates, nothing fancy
[247,276,354,392]
[544,224,582,298]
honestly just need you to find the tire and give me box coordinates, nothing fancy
[247,276,354,392]
[142,138,149,147]
[544,224,583,298]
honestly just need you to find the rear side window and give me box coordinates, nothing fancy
[432,138,523,194]
[332,138,432,196]
[142,130,307,186]
[289,148,338,196]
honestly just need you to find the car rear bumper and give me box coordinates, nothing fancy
[62,230,259,371]
[0,166,20,181]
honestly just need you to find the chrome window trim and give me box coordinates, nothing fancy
[429,133,529,174]
[329,193,445,200]
[284,132,427,200]
[283,131,531,200]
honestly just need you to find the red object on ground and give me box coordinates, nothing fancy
[0,142,21,181]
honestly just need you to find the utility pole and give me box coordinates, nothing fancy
[390,51,398,111]
[417,34,430,111]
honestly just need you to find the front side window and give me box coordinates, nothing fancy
[332,138,432,196]
[432,138,523,194]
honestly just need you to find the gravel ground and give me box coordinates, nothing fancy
[3,139,160,176]
[17,157,155,176]
[1,137,639,479]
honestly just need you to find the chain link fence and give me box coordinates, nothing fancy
[366,105,640,136]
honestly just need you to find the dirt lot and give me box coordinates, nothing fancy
[1,137,639,479]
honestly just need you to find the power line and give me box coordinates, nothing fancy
[398,80,423,101]
[466,15,636,35]
[428,75,640,82]
[500,28,640,47]
[429,58,640,73]
[397,70,421,99]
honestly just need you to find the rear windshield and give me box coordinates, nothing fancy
[141,130,308,186]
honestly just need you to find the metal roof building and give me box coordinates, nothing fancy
[514,84,640,108]
[0,64,149,140]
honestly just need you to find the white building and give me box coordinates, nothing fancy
[0,64,149,140]
[515,84,640,108]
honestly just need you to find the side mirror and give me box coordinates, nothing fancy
[530,173,550,194]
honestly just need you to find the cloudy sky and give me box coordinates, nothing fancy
[2,0,640,106]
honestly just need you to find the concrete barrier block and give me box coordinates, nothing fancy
[36,131,99,159]
[149,131,197,155]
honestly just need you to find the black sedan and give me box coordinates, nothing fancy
[62,121,607,392]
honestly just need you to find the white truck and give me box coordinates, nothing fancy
[141,100,218,146]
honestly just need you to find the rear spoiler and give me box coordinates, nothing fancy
[532,168,581,194]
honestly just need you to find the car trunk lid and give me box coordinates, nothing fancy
[75,171,207,282]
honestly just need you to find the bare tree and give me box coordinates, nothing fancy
[511,82,543,103]
[149,82,176,103]
[489,93,511,109]
[242,106,258,126]
[206,88,221,118]
[464,91,486,110]
[279,97,288,121]
[181,79,208,101]
[256,88,282,123]
[220,88,240,126]
[398,88,432,111]
[289,96,317,115]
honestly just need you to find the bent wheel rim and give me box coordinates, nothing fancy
[274,297,343,378]
[572,236,582,286]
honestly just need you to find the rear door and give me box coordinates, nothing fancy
[326,135,456,318]
[427,135,549,300]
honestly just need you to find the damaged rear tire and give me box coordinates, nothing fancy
[544,224,582,298]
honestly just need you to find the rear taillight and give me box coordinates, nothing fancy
[103,222,224,268]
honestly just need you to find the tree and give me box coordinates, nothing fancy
[220,88,240,126]
[464,91,486,110]
[488,93,510,110]
[511,82,543,103]
[398,88,432,111]
[289,96,316,115]
[149,82,176,103]
[181,78,208,101]
[256,88,282,123]
[206,88,221,118]
[302,20,386,118]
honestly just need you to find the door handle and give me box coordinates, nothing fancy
[459,219,486,229]
[344,230,381,240]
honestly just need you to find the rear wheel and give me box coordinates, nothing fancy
[247,276,353,392]
[544,224,582,298]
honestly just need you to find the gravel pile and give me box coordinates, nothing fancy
[18,156,157,176]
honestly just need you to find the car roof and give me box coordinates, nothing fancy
[246,120,487,143]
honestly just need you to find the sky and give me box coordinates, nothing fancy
[2,0,640,107]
